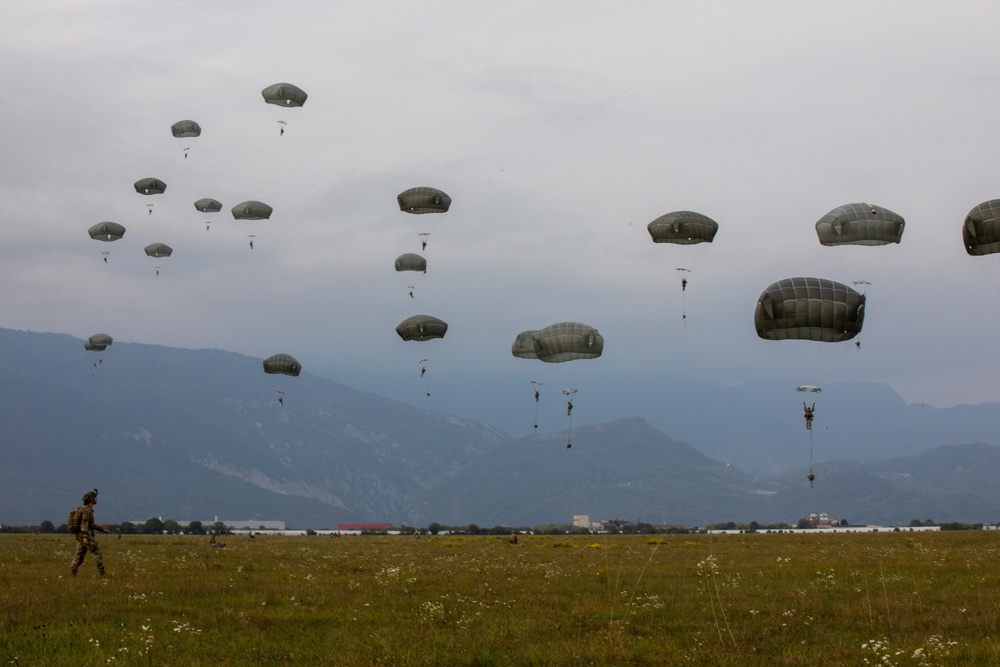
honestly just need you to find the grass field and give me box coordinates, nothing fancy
[2,531,999,665]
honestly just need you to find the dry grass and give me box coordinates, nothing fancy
[2,531,1000,665]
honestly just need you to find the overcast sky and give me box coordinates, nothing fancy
[4,2,1000,434]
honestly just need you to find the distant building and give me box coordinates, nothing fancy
[220,520,286,530]
[573,515,590,529]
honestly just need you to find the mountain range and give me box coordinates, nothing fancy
[1,327,998,528]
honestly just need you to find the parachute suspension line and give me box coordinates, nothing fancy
[531,381,543,430]
[851,281,872,351]
[563,389,577,449]
[419,359,431,397]
[799,392,817,487]
[677,268,690,323]
[808,427,815,488]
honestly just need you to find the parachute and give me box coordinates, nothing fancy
[394,253,427,273]
[144,243,173,258]
[170,120,202,138]
[963,200,1000,256]
[756,278,865,487]
[194,198,223,213]
[961,199,1000,296]
[88,222,125,242]
[85,333,113,352]
[134,178,167,195]
[232,201,273,220]
[397,316,447,397]
[513,323,603,445]
[171,120,200,157]
[647,211,718,321]
[397,187,451,214]
[647,211,719,245]
[263,354,302,376]
[262,83,307,135]
[261,83,308,108]
[815,203,904,247]
[754,277,865,343]
[394,253,428,298]
[532,322,604,363]
[815,203,904,291]
[395,315,447,341]
[195,199,222,230]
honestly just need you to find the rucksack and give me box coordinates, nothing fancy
[67,506,84,534]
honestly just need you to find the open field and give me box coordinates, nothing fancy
[2,531,999,665]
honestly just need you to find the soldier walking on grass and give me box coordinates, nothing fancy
[70,489,110,577]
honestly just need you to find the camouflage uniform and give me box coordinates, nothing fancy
[70,500,106,576]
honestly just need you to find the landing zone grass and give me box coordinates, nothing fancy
[2,531,999,665]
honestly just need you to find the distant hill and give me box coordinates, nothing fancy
[0,328,506,527]
[341,368,1000,477]
[1,328,998,528]
[430,417,1000,527]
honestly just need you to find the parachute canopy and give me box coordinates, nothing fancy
[511,330,539,360]
[170,120,202,138]
[261,83,308,107]
[647,211,719,245]
[394,253,427,273]
[396,315,448,341]
[134,178,167,195]
[144,243,173,258]
[85,333,113,352]
[755,277,865,343]
[232,201,273,220]
[815,203,904,246]
[963,199,1000,256]
[398,187,452,214]
[532,322,604,363]
[88,222,126,242]
[796,385,822,393]
[263,353,302,376]
[194,198,223,213]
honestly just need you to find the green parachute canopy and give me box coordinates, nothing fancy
[144,243,173,258]
[396,315,448,341]
[963,199,1000,256]
[532,322,604,363]
[261,83,308,107]
[134,178,167,195]
[88,222,126,242]
[170,120,202,138]
[397,187,452,214]
[394,253,427,273]
[511,330,539,360]
[85,333,113,352]
[815,203,905,246]
[647,211,719,245]
[194,198,223,213]
[263,353,302,376]
[755,277,865,343]
[232,201,273,220]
